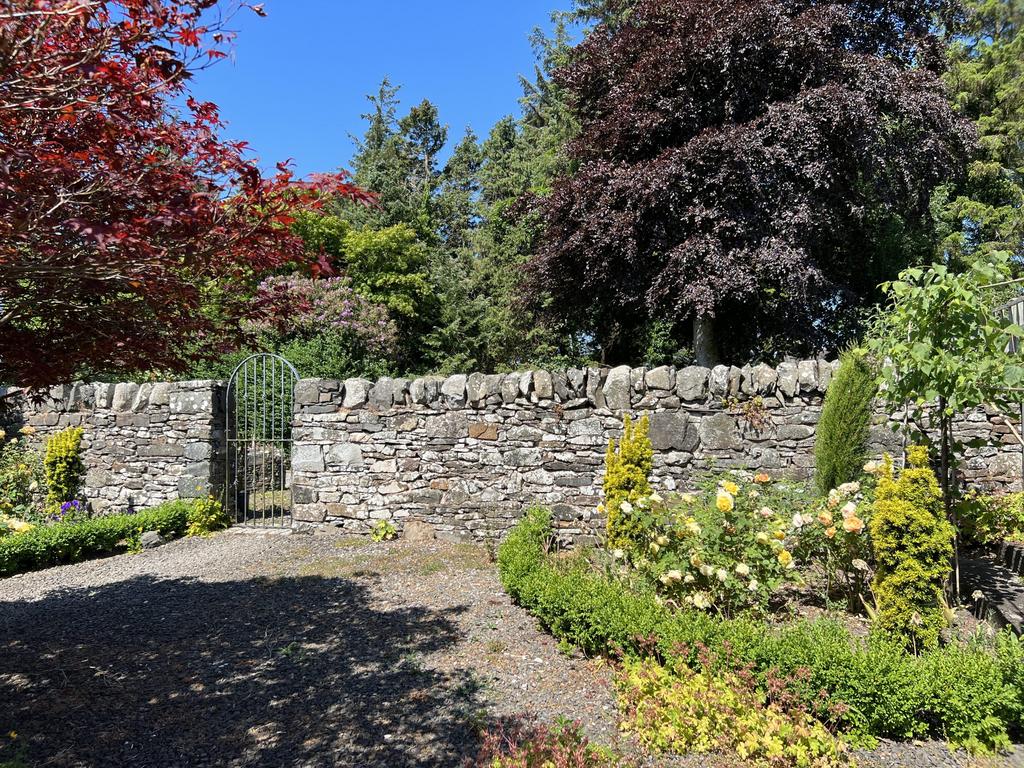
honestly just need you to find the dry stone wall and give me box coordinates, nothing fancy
[2,381,224,514]
[3,361,1019,537]
[291,361,1022,544]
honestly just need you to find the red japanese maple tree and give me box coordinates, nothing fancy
[0,1,372,389]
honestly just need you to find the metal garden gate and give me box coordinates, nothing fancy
[225,353,299,527]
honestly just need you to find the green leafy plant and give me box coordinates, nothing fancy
[815,350,877,495]
[371,519,397,542]
[870,448,955,652]
[0,435,44,525]
[868,255,1024,513]
[42,426,85,512]
[186,496,230,537]
[616,656,851,767]
[958,491,1024,545]
[602,414,652,550]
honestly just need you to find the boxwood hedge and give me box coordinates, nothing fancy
[0,500,193,577]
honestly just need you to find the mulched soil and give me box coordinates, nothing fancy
[0,530,1020,768]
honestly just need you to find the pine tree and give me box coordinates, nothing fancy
[935,0,1024,265]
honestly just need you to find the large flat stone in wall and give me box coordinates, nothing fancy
[425,413,469,439]
[677,366,710,401]
[603,365,632,411]
[343,378,372,408]
[699,412,740,450]
[648,412,696,451]
[112,383,139,412]
[169,388,213,415]
[292,444,325,473]
[326,443,364,468]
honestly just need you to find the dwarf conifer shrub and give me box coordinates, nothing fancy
[43,426,85,511]
[815,350,877,495]
[869,448,955,651]
[603,414,652,550]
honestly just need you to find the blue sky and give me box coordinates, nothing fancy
[189,1,564,178]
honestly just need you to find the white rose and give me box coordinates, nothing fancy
[735,563,750,577]
[715,568,728,582]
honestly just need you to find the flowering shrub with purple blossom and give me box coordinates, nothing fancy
[251,275,397,353]
[49,499,87,525]
[241,275,398,379]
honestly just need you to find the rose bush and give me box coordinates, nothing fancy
[619,472,810,617]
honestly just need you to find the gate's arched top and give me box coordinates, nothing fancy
[226,352,299,396]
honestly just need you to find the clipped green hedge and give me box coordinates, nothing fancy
[0,500,193,577]
[498,509,1024,753]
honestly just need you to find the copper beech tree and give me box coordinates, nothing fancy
[0,1,372,388]
[531,0,974,366]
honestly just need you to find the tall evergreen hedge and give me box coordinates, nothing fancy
[815,350,878,495]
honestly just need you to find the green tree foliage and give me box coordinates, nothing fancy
[936,0,1024,266]
[531,0,972,366]
[603,415,652,550]
[815,350,878,495]
[342,224,433,322]
[870,449,955,652]
[867,255,1024,508]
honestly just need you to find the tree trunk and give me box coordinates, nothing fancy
[693,314,719,367]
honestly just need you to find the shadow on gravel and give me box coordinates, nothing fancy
[0,574,483,768]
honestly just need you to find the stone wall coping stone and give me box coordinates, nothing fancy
[293,359,839,414]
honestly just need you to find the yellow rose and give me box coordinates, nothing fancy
[778,550,794,569]
[690,552,703,568]
[18,425,35,436]
[817,511,833,526]
[722,480,739,495]
[773,530,786,541]
[716,490,735,513]
[755,532,770,544]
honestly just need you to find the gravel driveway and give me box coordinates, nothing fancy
[0,530,1019,768]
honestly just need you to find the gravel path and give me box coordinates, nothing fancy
[0,531,1020,768]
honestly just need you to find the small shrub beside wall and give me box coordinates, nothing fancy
[870,448,955,651]
[43,426,85,512]
[603,415,652,550]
